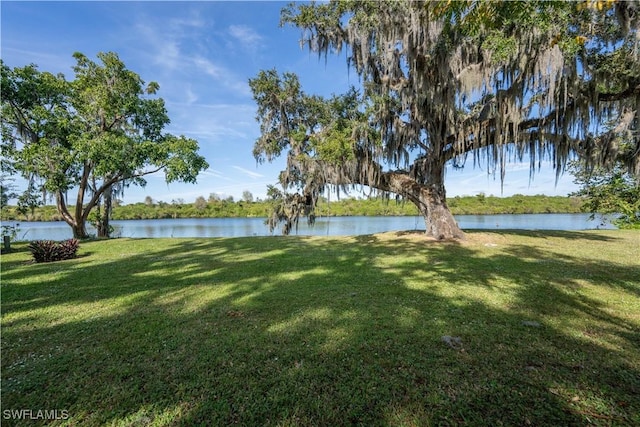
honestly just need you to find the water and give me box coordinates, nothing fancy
[3,213,615,241]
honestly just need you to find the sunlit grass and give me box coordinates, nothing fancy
[1,230,639,426]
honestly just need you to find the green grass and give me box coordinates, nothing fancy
[2,230,639,426]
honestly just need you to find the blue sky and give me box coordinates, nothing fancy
[1,1,580,205]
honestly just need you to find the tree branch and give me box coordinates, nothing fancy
[597,78,640,102]
[55,190,75,226]
[82,165,167,218]
[7,100,38,144]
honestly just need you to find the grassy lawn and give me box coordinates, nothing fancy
[1,230,639,426]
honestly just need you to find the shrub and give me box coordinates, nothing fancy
[28,239,79,263]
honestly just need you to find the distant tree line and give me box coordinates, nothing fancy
[1,194,585,222]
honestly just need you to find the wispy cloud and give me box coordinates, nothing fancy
[192,56,224,78]
[135,21,182,70]
[200,168,232,181]
[190,56,250,96]
[150,45,249,97]
[228,24,263,50]
[165,102,256,146]
[184,85,198,105]
[169,15,206,31]
[232,166,264,179]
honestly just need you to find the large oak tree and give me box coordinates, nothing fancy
[1,52,209,238]
[250,0,639,239]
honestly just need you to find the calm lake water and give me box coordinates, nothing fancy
[5,214,615,241]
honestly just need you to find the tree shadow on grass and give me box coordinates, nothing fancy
[1,232,639,426]
[486,229,624,241]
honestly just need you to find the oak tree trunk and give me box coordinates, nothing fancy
[380,164,465,240]
[415,184,464,240]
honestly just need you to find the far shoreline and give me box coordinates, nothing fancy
[1,194,585,222]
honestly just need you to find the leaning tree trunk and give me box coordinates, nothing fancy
[415,183,464,240]
[371,151,464,240]
[382,171,465,240]
[281,151,465,239]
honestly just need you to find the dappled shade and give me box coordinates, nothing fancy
[2,231,639,425]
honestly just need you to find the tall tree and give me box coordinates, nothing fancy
[1,52,209,238]
[194,195,208,211]
[250,0,639,239]
[242,190,254,203]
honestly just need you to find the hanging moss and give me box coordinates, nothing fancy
[251,0,639,237]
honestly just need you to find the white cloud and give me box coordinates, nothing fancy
[188,56,250,96]
[192,56,223,78]
[165,103,256,145]
[232,166,264,179]
[134,21,182,70]
[228,25,263,50]
[184,86,198,105]
[169,16,206,31]
[200,169,232,181]
[131,10,253,100]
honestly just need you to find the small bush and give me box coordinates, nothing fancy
[28,239,79,263]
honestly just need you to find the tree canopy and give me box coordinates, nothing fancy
[250,0,639,239]
[1,52,209,238]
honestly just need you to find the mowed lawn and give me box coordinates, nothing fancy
[1,230,639,426]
